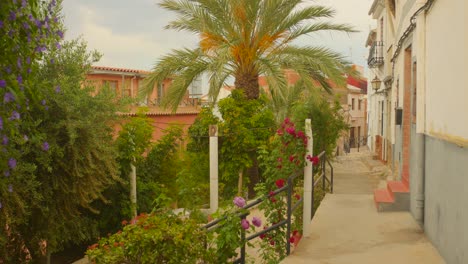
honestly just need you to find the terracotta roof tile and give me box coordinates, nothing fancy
[91,66,151,75]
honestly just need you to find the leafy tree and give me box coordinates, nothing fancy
[292,94,348,156]
[137,125,184,211]
[218,90,275,197]
[0,1,63,260]
[6,37,121,262]
[141,0,354,110]
[186,90,274,199]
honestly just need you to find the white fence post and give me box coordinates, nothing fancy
[130,162,137,218]
[303,119,313,237]
[209,125,219,212]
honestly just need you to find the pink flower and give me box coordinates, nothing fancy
[277,157,283,163]
[276,129,283,136]
[296,131,305,139]
[275,179,285,188]
[289,236,296,243]
[294,194,301,200]
[289,155,295,162]
[241,219,250,230]
[284,117,291,124]
[252,216,262,227]
[285,127,295,136]
[307,155,320,165]
[233,196,246,208]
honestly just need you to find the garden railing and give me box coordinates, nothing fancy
[203,150,334,264]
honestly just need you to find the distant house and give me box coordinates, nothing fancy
[86,66,202,141]
[367,0,468,263]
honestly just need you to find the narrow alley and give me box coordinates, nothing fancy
[281,148,444,264]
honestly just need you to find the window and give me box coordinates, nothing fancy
[123,79,132,97]
[103,80,118,94]
[351,98,355,110]
[358,99,362,110]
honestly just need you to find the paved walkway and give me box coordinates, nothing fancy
[282,149,445,264]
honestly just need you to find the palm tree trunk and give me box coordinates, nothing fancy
[234,72,260,99]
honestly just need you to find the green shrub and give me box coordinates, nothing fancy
[87,211,216,264]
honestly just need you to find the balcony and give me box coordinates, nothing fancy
[368,41,384,68]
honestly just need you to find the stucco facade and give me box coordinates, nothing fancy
[367,0,468,263]
[86,66,201,141]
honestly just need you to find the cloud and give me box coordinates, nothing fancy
[62,0,375,72]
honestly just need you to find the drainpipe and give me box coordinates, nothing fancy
[413,0,430,225]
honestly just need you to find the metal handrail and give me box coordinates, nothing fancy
[203,151,334,263]
[311,151,334,219]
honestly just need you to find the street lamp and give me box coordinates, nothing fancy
[371,76,381,91]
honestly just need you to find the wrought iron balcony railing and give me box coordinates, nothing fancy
[368,41,384,68]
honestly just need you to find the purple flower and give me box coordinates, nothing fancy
[42,142,49,151]
[41,99,46,106]
[0,21,3,29]
[26,57,31,64]
[241,219,250,230]
[0,117,3,130]
[23,22,30,30]
[21,0,27,8]
[8,185,13,193]
[34,19,41,27]
[252,216,262,227]
[57,30,64,39]
[4,170,10,177]
[8,158,16,169]
[2,136,8,145]
[17,75,22,84]
[0,80,6,88]
[55,86,61,93]
[17,58,22,69]
[55,42,61,49]
[9,12,16,21]
[233,196,246,208]
[4,92,15,103]
[10,111,20,120]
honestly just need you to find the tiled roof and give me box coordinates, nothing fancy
[91,66,151,75]
[117,106,200,116]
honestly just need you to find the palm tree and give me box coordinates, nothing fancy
[141,0,355,110]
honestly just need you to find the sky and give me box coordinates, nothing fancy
[62,0,375,76]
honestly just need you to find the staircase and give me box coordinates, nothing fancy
[374,180,410,212]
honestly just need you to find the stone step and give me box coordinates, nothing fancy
[374,181,410,212]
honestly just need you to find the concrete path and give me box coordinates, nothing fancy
[282,149,445,264]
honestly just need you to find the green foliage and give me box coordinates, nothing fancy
[0,35,122,262]
[255,118,308,263]
[292,95,348,156]
[186,106,220,153]
[87,211,217,264]
[117,111,153,174]
[176,151,210,209]
[218,90,275,197]
[0,1,63,260]
[137,125,183,211]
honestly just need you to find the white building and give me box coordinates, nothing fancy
[367,1,468,263]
